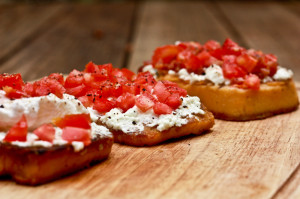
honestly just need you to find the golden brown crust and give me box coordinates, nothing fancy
[0,135,113,185]
[159,74,299,121]
[105,105,214,146]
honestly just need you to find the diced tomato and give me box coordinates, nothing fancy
[222,38,245,56]
[65,84,87,97]
[3,86,25,99]
[244,74,260,90]
[261,54,278,76]
[23,82,34,96]
[33,77,66,98]
[177,41,202,52]
[152,45,179,65]
[134,72,157,85]
[48,73,64,85]
[97,81,122,98]
[3,115,27,142]
[78,95,93,107]
[222,55,247,79]
[165,85,187,97]
[153,102,173,115]
[116,93,136,112]
[185,54,204,72]
[135,94,155,112]
[84,61,99,73]
[33,124,55,142]
[121,68,135,81]
[65,69,84,88]
[0,73,25,90]
[62,127,91,146]
[93,98,116,113]
[53,114,91,129]
[236,53,258,72]
[153,81,171,103]
[204,40,221,51]
[122,83,139,95]
[165,93,182,109]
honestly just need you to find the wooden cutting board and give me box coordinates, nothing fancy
[0,84,299,199]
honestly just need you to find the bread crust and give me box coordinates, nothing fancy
[103,105,214,146]
[0,135,113,185]
[160,74,299,121]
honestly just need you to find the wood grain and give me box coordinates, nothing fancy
[0,3,135,81]
[0,4,63,63]
[128,1,240,72]
[216,1,300,81]
[0,85,298,198]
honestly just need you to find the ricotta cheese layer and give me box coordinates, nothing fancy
[98,96,204,133]
[0,93,88,131]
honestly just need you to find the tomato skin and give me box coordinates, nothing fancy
[153,102,173,115]
[165,93,182,109]
[116,93,135,112]
[244,74,260,90]
[53,114,91,129]
[236,53,258,72]
[32,77,66,98]
[121,68,135,81]
[62,127,91,146]
[33,124,55,142]
[93,98,116,113]
[204,40,221,51]
[153,81,171,103]
[65,69,84,88]
[134,72,157,85]
[222,38,244,56]
[48,73,64,85]
[3,115,27,142]
[135,94,155,112]
[3,86,25,99]
[222,55,247,79]
[1,73,25,90]
[152,45,179,65]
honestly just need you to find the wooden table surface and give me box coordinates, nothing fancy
[0,1,299,198]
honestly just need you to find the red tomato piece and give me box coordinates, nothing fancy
[121,68,136,81]
[84,61,99,73]
[62,127,91,146]
[222,55,247,79]
[65,84,87,98]
[153,102,173,115]
[48,73,64,85]
[65,69,84,88]
[165,85,187,97]
[244,74,260,90]
[1,73,25,90]
[177,41,202,52]
[93,98,116,113]
[204,40,221,51]
[78,95,93,107]
[116,93,136,112]
[33,124,56,142]
[23,82,34,96]
[134,72,157,85]
[222,38,245,56]
[236,53,258,72]
[122,83,139,95]
[135,94,155,112]
[33,77,66,98]
[3,86,25,99]
[152,45,179,65]
[261,54,278,76]
[165,93,182,109]
[153,81,171,103]
[3,115,27,142]
[53,114,91,129]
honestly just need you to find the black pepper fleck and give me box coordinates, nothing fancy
[183,105,187,108]
[132,121,136,125]
[0,105,4,108]
[87,94,92,96]
[108,116,111,119]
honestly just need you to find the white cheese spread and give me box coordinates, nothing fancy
[98,95,204,133]
[273,66,293,80]
[0,93,88,131]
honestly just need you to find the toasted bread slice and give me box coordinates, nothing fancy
[103,105,214,146]
[160,74,299,121]
[0,135,113,185]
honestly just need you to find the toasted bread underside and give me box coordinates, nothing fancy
[160,74,299,121]
[0,135,113,185]
[105,105,214,146]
